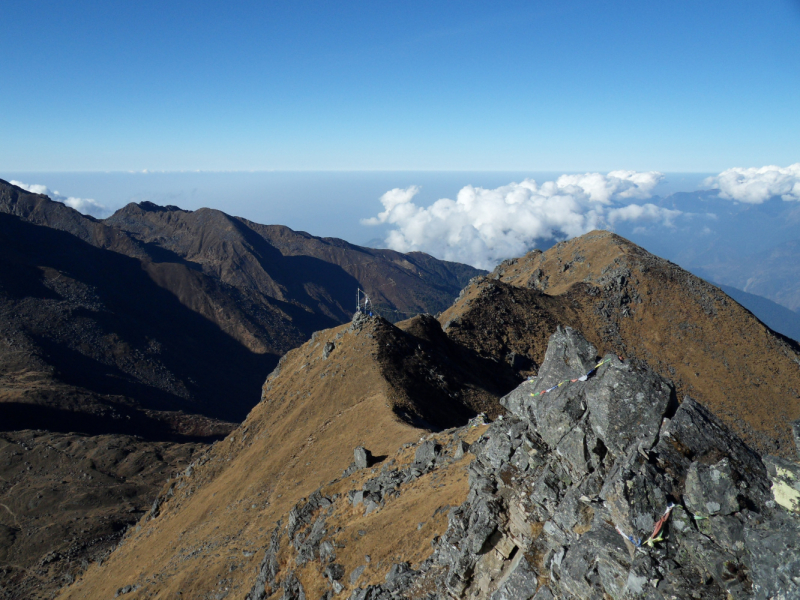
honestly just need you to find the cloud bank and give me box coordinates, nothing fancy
[362,171,680,269]
[10,180,111,218]
[703,163,800,204]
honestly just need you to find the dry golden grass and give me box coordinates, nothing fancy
[441,230,800,456]
[58,318,484,599]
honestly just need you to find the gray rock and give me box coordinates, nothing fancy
[684,458,740,516]
[414,440,441,467]
[500,326,597,423]
[555,422,590,478]
[531,586,554,600]
[324,564,345,582]
[584,356,673,459]
[383,562,416,590]
[349,565,365,585]
[453,440,470,460]
[363,499,380,515]
[281,571,306,600]
[793,418,800,460]
[288,492,332,539]
[353,447,372,470]
[295,514,329,566]
[477,433,513,471]
[529,326,599,395]
[490,554,538,600]
[247,522,283,600]
[744,509,800,599]
[322,341,335,359]
[319,540,336,564]
[529,384,588,450]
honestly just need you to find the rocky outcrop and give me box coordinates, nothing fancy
[439,231,800,458]
[337,327,800,599]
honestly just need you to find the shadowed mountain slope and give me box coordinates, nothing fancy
[105,201,482,325]
[0,178,485,435]
[0,431,202,600]
[439,230,800,456]
[0,212,267,437]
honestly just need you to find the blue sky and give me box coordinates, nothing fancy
[2,0,799,172]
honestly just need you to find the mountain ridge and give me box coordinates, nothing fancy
[0,177,486,599]
[0,178,486,437]
[439,230,800,456]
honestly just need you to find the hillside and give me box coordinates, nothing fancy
[55,312,510,598]
[0,178,484,599]
[0,431,202,600]
[439,230,800,457]
[59,323,800,599]
[0,178,485,437]
[0,212,267,438]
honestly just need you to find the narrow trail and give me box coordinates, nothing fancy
[0,503,20,528]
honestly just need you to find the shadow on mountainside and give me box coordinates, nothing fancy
[0,403,227,443]
[0,213,275,430]
[378,314,522,430]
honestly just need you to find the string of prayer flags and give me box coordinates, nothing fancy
[615,525,642,548]
[529,358,612,398]
[615,503,676,549]
[642,504,675,547]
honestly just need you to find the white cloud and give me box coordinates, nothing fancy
[10,180,111,218]
[703,163,800,204]
[362,171,679,269]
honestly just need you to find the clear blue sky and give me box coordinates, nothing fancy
[2,0,799,172]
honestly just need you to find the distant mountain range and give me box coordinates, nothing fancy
[0,179,483,441]
[694,240,800,313]
[3,176,800,598]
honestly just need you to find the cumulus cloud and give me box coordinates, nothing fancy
[10,180,111,218]
[703,163,800,204]
[362,171,680,269]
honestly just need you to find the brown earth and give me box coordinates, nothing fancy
[439,230,800,457]
[0,430,202,600]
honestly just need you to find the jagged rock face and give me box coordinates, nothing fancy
[331,328,800,600]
